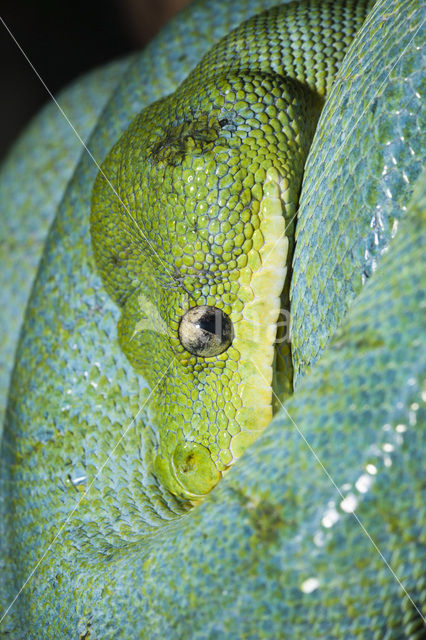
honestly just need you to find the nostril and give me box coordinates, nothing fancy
[181,452,197,474]
[172,441,221,497]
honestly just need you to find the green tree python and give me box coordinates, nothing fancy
[0,0,425,637]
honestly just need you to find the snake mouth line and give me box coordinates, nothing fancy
[223,167,291,464]
[152,165,295,501]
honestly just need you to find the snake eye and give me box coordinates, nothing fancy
[178,305,233,357]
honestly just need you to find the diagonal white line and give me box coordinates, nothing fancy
[0,357,175,624]
[253,361,426,624]
[2,1,424,629]
[0,15,178,286]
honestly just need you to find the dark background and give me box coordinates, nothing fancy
[1,0,191,161]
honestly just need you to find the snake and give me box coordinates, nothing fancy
[0,0,425,637]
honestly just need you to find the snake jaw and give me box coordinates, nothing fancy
[150,166,292,497]
[91,73,311,498]
[228,166,291,458]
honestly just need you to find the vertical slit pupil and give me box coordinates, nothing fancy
[197,309,222,336]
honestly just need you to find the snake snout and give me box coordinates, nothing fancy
[155,441,221,499]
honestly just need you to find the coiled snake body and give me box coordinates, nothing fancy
[0,0,425,637]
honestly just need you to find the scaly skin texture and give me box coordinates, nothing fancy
[0,58,131,430]
[1,0,425,638]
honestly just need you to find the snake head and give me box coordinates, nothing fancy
[91,71,317,499]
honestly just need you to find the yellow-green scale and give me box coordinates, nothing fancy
[91,0,373,499]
